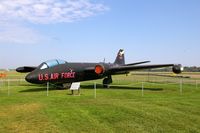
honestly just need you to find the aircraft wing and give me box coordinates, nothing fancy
[109,64,179,74]
[86,64,182,75]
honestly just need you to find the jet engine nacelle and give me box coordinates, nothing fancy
[172,64,184,74]
[95,65,105,75]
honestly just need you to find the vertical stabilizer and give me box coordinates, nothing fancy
[114,49,125,65]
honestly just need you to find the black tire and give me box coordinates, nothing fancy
[103,78,112,88]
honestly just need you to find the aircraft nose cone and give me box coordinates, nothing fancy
[25,74,32,83]
[25,73,38,83]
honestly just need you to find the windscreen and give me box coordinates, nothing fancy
[40,59,66,70]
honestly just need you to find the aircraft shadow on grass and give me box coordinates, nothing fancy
[19,86,63,93]
[80,84,163,91]
[19,83,65,92]
[19,83,39,87]
[19,84,163,93]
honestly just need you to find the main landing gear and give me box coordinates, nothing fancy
[103,75,113,88]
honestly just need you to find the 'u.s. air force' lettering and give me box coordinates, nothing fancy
[38,71,76,81]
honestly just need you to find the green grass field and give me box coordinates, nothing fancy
[0,72,200,133]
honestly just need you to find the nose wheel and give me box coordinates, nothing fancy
[103,75,112,88]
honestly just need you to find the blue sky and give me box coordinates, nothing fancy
[0,0,200,68]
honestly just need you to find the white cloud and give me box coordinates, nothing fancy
[0,0,108,24]
[0,0,108,44]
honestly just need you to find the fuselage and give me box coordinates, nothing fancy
[25,62,115,84]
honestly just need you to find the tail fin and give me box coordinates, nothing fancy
[114,49,125,65]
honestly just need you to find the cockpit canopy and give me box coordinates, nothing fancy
[39,59,66,70]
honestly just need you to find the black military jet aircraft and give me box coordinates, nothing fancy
[16,49,183,88]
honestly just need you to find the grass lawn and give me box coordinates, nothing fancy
[0,72,200,133]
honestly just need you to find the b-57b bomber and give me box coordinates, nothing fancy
[16,49,183,88]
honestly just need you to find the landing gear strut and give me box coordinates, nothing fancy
[103,75,112,88]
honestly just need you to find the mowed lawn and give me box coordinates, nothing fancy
[0,72,200,133]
